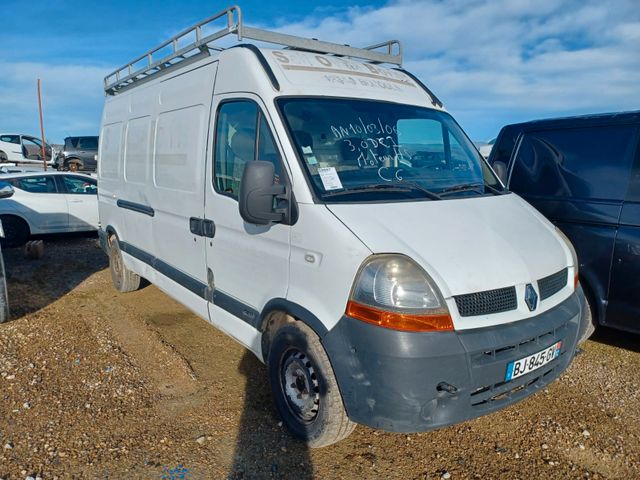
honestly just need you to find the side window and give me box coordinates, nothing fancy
[21,137,43,159]
[0,135,20,144]
[510,125,638,200]
[214,101,282,198]
[62,176,97,195]
[78,137,98,149]
[12,176,58,193]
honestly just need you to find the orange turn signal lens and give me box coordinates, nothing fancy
[574,273,579,289]
[346,300,454,332]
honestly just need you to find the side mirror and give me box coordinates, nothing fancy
[0,182,14,199]
[492,161,508,185]
[239,161,286,225]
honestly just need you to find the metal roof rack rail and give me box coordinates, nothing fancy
[104,5,403,95]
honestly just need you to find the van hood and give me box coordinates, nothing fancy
[327,193,570,298]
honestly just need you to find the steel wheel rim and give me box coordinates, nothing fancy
[280,349,320,423]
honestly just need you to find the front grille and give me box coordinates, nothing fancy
[538,268,568,301]
[454,286,517,317]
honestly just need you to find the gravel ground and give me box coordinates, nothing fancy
[0,236,639,479]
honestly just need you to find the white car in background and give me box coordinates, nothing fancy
[0,134,56,165]
[0,172,98,247]
[479,137,496,159]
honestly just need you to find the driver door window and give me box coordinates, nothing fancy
[213,100,282,199]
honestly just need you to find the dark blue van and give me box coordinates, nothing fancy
[489,111,640,335]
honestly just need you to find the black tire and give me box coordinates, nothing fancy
[0,246,9,323]
[0,151,7,163]
[577,285,597,344]
[108,235,141,293]
[0,215,30,248]
[267,322,355,448]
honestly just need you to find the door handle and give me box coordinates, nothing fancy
[202,219,215,238]
[189,217,215,238]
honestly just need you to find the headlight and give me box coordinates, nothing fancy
[555,227,579,289]
[346,255,453,332]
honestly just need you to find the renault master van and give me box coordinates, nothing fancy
[98,6,588,447]
[490,111,640,335]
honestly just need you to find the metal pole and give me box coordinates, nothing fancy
[37,79,47,171]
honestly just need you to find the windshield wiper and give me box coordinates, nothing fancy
[439,182,505,197]
[323,182,441,200]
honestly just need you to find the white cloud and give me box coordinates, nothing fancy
[270,0,640,138]
[2,0,638,141]
[0,62,109,142]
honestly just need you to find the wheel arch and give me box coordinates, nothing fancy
[0,213,33,233]
[258,298,330,362]
[578,273,601,326]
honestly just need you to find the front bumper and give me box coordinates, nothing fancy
[322,289,584,433]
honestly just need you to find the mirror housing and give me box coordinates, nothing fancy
[239,161,286,225]
[492,161,508,185]
[0,182,14,199]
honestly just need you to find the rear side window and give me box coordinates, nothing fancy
[78,137,98,149]
[213,100,282,199]
[0,135,19,144]
[10,176,58,193]
[510,125,638,201]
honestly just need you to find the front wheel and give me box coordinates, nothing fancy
[0,246,9,323]
[267,322,355,448]
[577,286,597,344]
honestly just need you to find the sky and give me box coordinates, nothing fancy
[0,0,639,144]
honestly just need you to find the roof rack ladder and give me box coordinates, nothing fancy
[104,5,403,95]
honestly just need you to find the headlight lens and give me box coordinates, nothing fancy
[347,255,453,332]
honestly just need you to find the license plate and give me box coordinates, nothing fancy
[505,341,562,382]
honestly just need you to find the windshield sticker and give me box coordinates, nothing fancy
[318,167,343,191]
[301,145,318,165]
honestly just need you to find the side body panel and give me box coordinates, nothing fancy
[0,183,69,233]
[204,92,290,353]
[505,121,639,327]
[98,60,219,322]
[606,138,640,332]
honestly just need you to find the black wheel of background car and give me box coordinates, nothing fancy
[0,151,7,163]
[67,159,83,172]
[0,215,30,248]
[108,235,141,293]
[577,284,597,344]
[0,247,9,323]
[267,322,356,448]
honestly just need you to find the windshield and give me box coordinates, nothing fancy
[278,98,504,202]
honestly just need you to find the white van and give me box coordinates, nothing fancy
[98,6,589,447]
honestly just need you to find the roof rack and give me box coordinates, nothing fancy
[104,5,403,95]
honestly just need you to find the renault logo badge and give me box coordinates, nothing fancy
[524,284,538,312]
